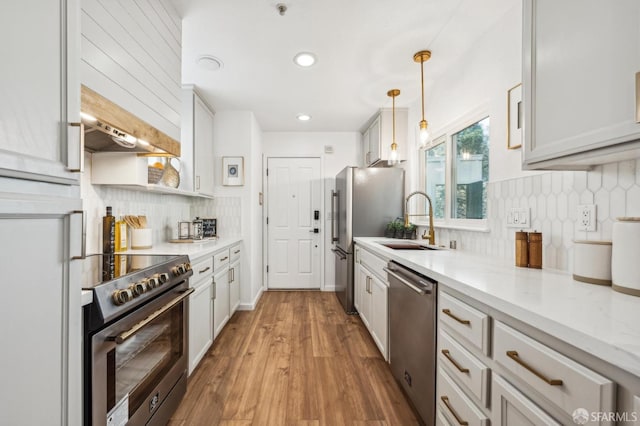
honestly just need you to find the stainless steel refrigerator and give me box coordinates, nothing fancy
[331,166,405,313]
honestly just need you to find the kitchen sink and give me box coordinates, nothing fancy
[378,242,445,251]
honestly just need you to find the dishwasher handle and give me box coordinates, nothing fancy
[384,267,433,295]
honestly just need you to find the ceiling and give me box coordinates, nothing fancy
[172,0,516,132]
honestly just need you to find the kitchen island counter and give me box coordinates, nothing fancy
[354,237,640,379]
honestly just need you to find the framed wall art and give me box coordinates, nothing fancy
[222,156,244,186]
[507,83,522,150]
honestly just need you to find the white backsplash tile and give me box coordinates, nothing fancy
[423,159,640,272]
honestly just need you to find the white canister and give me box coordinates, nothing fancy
[572,240,612,286]
[131,228,153,249]
[611,217,640,297]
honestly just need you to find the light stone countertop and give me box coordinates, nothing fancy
[81,237,243,306]
[354,237,640,378]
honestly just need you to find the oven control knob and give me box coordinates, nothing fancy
[148,276,160,288]
[172,266,181,277]
[158,273,169,284]
[112,288,133,306]
[131,282,147,296]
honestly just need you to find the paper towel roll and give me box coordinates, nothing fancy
[612,217,640,296]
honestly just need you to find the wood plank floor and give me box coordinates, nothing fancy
[169,291,420,426]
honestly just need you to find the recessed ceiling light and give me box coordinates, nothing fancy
[293,52,316,67]
[196,55,223,71]
[297,114,312,121]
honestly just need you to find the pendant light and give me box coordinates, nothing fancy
[387,89,401,165]
[414,50,431,147]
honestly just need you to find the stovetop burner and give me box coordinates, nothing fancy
[82,253,193,330]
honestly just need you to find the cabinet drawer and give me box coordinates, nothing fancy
[191,256,213,287]
[494,321,614,419]
[437,368,489,426]
[230,244,242,263]
[359,246,388,282]
[439,330,490,407]
[492,374,560,426]
[436,408,454,426]
[439,292,490,355]
[214,249,230,271]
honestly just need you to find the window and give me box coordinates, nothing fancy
[421,115,490,227]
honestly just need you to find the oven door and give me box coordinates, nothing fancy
[89,285,193,426]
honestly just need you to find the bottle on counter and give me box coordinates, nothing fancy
[103,206,115,281]
[528,231,543,269]
[115,210,128,252]
[515,230,529,267]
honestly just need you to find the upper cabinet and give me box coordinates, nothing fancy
[362,108,408,167]
[181,87,215,197]
[0,0,82,185]
[523,0,640,170]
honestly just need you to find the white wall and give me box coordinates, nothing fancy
[212,111,264,308]
[81,0,182,140]
[262,132,361,290]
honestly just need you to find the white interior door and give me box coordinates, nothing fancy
[267,157,321,289]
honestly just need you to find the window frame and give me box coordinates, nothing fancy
[417,109,490,231]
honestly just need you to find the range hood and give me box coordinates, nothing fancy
[81,85,180,156]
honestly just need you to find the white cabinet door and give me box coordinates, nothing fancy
[369,272,388,360]
[362,128,370,166]
[0,0,82,184]
[188,279,213,375]
[523,0,640,168]
[193,94,215,196]
[0,194,83,426]
[354,256,363,312]
[368,116,381,165]
[229,259,240,315]
[357,263,372,329]
[213,268,230,339]
[492,375,561,426]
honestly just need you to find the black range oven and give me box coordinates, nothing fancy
[82,254,193,426]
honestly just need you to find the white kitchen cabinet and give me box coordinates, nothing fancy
[0,192,83,426]
[0,0,82,184]
[181,86,215,196]
[356,263,372,329]
[213,266,230,339]
[523,0,640,169]
[188,255,214,375]
[368,272,388,359]
[362,108,408,167]
[492,374,560,426]
[229,259,241,315]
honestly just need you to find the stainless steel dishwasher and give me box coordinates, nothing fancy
[385,260,437,426]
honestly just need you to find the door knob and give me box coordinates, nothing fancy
[309,228,320,233]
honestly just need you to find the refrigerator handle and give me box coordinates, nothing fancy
[331,190,339,242]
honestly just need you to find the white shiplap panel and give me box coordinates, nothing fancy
[80,7,180,106]
[81,0,181,139]
[81,41,180,138]
[159,0,182,31]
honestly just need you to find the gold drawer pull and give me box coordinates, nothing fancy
[442,349,469,373]
[506,350,563,386]
[220,256,228,261]
[440,396,468,426]
[199,266,211,274]
[442,308,471,325]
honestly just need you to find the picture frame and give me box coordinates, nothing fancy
[222,156,244,186]
[507,83,522,150]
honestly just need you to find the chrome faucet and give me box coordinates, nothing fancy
[404,191,435,246]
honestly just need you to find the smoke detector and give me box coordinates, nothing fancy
[196,55,223,71]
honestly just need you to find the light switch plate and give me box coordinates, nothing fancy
[506,207,530,228]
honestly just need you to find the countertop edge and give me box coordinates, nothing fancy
[354,237,640,378]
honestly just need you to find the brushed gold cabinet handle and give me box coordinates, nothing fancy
[71,210,86,260]
[506,350,563,386]
[442,308,471,325]
[441,349,469,373]
[440,396,468,425]
[67,122,84,172]
[199,266,211,274]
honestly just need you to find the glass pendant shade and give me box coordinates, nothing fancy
[389,142,399,165]
[418,120,429,147]
[414,50,432,148]
[387,89,401,166]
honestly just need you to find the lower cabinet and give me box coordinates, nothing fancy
[492,374,560,426]
[229,258,240,315]
[213,267,230,339]
[354,245,389,360]
[188,278,213,375]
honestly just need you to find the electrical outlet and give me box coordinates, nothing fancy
[577,204,596,231]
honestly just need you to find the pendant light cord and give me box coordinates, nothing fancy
[420,60,425,121]
[392,93,396,143]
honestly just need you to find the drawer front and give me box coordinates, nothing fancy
[230,244,242,263]
[359,246,388,282]
[436,408,454,426]
[494,321,615,419]
[437,368,490,426]
[191,256,214,287]
[214,249,230,271]
[439,330,490,406]
[439,292,490,355]
[492,374,560,426]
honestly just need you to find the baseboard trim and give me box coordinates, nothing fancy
[322,285,336,292]
[238,286,264,311]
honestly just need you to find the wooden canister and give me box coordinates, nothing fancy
[528,232,542,269]
[515,231,529,267]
